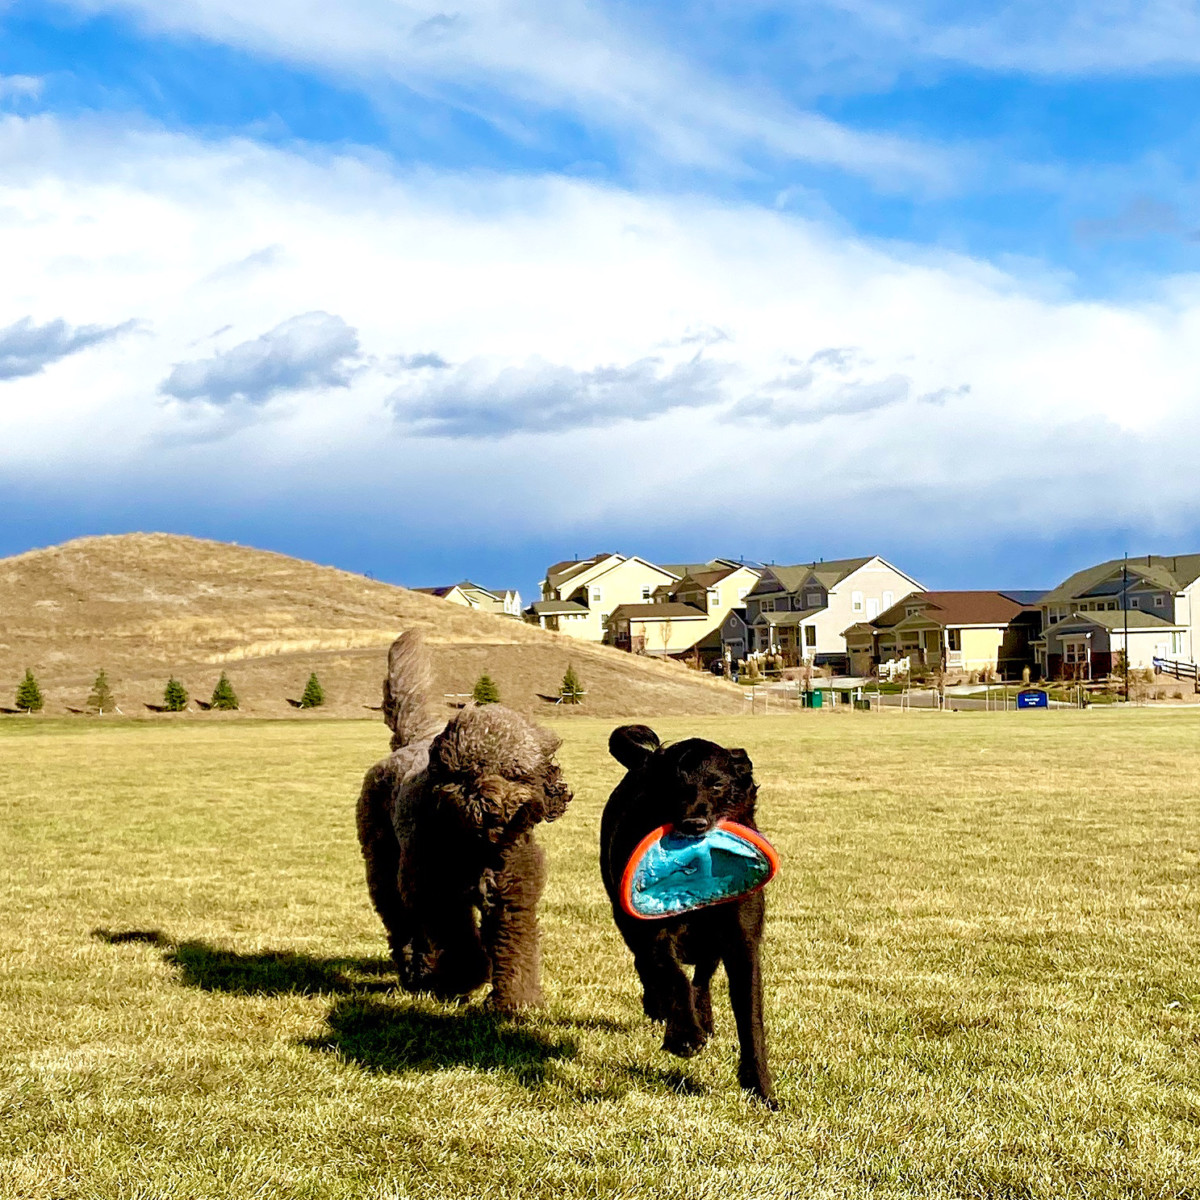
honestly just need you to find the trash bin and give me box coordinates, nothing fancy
[811,689,824,709]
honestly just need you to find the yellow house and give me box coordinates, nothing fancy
[528,554,679,642]
[846,591,1039,678]
[616,562,760,661]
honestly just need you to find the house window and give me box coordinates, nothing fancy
[761,598,775,612]
[1131,597,1140,608]
[707,589,720,609]
[805,591,820,608]
[1154,596,1166,608]
[805,626,817,647]
[947,629,962,652]
[641,585,651,600]
[883,590,894,609]
[851,590,864,613]
[1063,640,1088,665]
[738,587,749,600]
[591,588,603,604]
[906,606,921,617]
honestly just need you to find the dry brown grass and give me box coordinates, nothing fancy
[0,533,742,719]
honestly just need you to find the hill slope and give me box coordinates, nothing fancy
[0,534,744,718]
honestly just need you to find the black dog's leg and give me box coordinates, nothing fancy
[692,955,720,1038]
[722,926,774,1105]
[482,841,547,1012]
[643,934,709,1059]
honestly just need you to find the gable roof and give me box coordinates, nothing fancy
[608,602,708,621]
[874,590,1031,629]
[1040,555,1200,606]
[1043,609,1182,636]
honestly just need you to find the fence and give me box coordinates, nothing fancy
[1153,656,1199,682]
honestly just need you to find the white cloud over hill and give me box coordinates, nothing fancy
[2,112,1199,546]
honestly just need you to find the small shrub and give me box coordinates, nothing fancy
[472,673,501,705]
[300,673,325,709]
[15,668,43,713]
[560,664,584,704]
[163,677,189,712]
[87,669,115,714]
[210,672,239,711]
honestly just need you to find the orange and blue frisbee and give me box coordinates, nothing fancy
[620,819,779,920]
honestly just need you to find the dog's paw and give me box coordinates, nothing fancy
[641,992,667,1023]
[662,1023,709,1059]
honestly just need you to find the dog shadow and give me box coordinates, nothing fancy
[94,929,576,1086]
[305,998,577,1084]
[92,929,395,996]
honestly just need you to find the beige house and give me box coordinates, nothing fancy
[415,581,522,617]
[1035,555,1200,676]
[527,554,678,642]
[845,591,1040,678]
[613,562,761,661]
[738,556,923,666]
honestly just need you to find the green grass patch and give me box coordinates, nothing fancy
[4,711,1200,1197]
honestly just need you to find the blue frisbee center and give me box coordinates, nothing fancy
[627,826,773,917]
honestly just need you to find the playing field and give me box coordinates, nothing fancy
[3,709,1200,1199]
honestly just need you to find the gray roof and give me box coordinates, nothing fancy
[1040,555,1200,607]
[1042,609,1181,636]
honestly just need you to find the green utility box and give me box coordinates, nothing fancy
[801,689,824,708]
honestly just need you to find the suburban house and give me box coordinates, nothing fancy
[415,581,522,617]
[610,562,761,661]
[1034,555,1200,678]
[733,557,923,668]
[844,590,1044,679]
[526,554,679,642]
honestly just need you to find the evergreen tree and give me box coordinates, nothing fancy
[15,668,43,713]
[210,671,239,711]
[163,677,189,712]
[87,669,115,714]
[300,673,325,709]
[472,673,501,704]
[560,663,584,704]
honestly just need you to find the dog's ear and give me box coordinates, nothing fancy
[727,748,756,791]
[608,724,660,771]
[537,764,573,823]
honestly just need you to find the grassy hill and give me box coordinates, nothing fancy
[0,533,743,718]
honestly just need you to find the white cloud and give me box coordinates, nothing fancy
[2,112,1200,548]
[161,311,360,404]
[0,315,137,380]
[49,0,955,189]
[0,75,42,102]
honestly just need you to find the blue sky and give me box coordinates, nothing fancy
[2,0,1200,600]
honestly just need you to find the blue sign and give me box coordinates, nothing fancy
[1017,690,1049,709]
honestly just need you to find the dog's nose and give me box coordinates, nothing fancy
[677,817,709,837]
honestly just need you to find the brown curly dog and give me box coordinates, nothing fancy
[356,631,572,1011]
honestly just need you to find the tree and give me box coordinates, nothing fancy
[87,669,115,714]
[210,672,239,711]
[560,663,584,704]
[300,673,325,709]
[472,673,501,705]
[15,668,43,713]
[163,677,189,712]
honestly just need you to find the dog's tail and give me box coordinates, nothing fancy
[608,724,661,770]
[383,630,441,750]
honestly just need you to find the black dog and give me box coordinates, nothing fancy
[600,724,774,1105]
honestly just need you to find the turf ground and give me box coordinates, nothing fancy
[3,709,1200,1199]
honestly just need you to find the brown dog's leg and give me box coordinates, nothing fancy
[722,931,774,1106]
[482,840,546,1011]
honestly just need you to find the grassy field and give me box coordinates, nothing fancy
[4,709,1200,1199]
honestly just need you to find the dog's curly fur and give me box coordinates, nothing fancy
[356,631,572,1011]
[600,724,774,1105]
